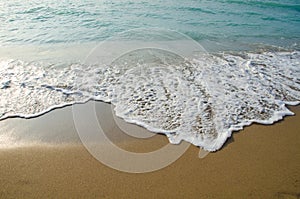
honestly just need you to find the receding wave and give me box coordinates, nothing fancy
[0,50,299,151]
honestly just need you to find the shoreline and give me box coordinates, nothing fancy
[0,105,299,198]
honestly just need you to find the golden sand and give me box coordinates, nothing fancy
[0,106,299,198]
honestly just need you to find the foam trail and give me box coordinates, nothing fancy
[0,50,299,151]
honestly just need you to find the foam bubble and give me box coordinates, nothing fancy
[0,50,299,151]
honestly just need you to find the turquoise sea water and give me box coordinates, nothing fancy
[1,0,300,48]
[0,0,300,151]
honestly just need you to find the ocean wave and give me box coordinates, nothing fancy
[0,50,299,151]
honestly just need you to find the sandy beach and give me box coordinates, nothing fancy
[1,0,300,198]
[0,103,299,198]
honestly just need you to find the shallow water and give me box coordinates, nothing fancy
[1,0,300,48]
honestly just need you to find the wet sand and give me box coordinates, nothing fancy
[0,104,299,198]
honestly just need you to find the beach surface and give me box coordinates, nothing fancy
[0,104,299,199]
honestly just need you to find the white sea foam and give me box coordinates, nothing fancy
[0,50,299,151]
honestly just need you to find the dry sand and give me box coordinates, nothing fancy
[0,105,299,198]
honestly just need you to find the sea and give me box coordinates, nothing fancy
[0,0,299,151]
